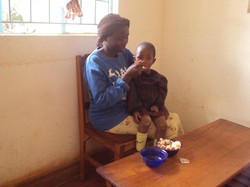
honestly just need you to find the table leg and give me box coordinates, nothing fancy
[106,181,112,187]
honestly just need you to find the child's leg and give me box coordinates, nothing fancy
[136,115,151,151]
[138,115,151,133]
[153,115,168,142]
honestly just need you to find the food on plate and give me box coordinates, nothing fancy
[157,138,181,150]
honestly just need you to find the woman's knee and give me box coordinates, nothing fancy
[166,112,184,137]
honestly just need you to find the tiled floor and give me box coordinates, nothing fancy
[58,162,106,187]
[58,149,113,187]
[223,165,250,187]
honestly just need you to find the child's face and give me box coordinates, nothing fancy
[134,46,156,71]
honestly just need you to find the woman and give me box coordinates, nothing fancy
[85,13,184,145]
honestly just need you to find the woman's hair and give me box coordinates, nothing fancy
[96,13,130,48]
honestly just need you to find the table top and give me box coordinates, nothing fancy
[96,119,250,187]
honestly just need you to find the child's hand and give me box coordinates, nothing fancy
[151,105,159,112]
[133,112,141,123]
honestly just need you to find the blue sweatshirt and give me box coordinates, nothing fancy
[84,48,134,131]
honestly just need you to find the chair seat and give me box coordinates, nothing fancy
[85,122,136,150]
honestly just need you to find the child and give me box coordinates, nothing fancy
[127,41,169,151]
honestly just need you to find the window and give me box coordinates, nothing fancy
[0,0,118,34]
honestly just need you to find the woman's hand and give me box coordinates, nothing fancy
[122,62,144,84]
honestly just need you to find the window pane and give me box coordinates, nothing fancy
[11,0,30,22]
[81,0,95,24]
[50,0,65,23]
[2,0,10,21]
[32,0,49,22]
[96,1,109,24]
[1,1,8,32]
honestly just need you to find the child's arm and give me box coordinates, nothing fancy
[127,79,142,114]
[133,111,141,123]
[150,105,159,112]
[155,75,168,110]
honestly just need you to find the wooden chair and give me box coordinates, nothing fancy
[76,55,137,181]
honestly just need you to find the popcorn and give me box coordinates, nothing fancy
[157,138,181,150]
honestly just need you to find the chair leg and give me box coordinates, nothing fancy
[80,139,87,181]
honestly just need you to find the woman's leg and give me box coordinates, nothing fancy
[106,115,154,135]
[105,116,138,134]
[106,112,184,139]
[165,112,184,138]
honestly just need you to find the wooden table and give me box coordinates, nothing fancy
[96,119,250,187]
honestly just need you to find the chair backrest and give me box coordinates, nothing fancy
[76,54,90,138]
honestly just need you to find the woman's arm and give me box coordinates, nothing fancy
[86,68,129,110]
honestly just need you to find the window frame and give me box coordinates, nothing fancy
[0,0,118,35]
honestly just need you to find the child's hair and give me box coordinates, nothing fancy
[96,13,130,48]
[135,41,156,57]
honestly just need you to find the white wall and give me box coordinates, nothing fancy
[119,0,165,70]
[0,36,97,186]
[163,0,250,132]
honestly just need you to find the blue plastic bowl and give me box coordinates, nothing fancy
[140,146,168,167]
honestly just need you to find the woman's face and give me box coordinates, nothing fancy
[104,26,129,54]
